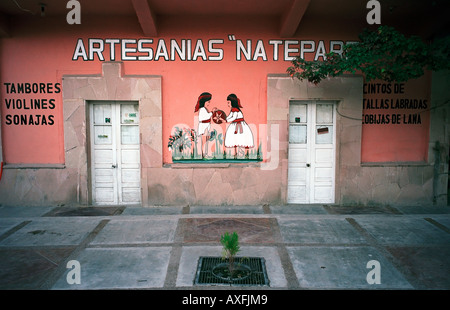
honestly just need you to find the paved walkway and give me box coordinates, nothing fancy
[0,204,449,291]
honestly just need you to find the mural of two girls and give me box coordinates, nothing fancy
[195,92,254,159]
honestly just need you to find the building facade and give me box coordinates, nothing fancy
[0,0,449,207]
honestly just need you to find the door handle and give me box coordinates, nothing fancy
[112,164,117,168]
[306,163,311,167]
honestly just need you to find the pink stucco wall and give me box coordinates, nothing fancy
[1,15,430,165]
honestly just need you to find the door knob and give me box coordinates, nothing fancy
[306,163,310,167]
[112,164,117,168]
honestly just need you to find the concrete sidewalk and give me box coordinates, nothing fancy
[0,204,449,290]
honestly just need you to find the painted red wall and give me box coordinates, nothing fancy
[361,76,431,162]
[0,15,431,164]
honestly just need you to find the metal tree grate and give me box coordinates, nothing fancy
[194,256,270,286]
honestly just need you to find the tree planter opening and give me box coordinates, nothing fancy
[211,261,252,282]
[194,256,270,286]
[193,231,270,286]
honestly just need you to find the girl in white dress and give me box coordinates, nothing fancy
[194,92,216,158]
[224,94,254,157]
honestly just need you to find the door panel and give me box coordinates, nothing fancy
[94,150,114,163]
[315,125,333,144]
[315,148,332,162]
[121,169,140,183]
[94,126,112,144]
[288,102,310,203]
[121,149,140,164]
[122,188,141,203]
[314,186,333,201]
[95,169,114,184]
[289,147,307,162]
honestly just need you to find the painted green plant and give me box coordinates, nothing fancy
[168,127,195,159]
[213,132,224,159]
[206,129,224,159]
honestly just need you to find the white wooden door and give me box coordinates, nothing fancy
[89,102,141,205]
[288,101,336,203]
